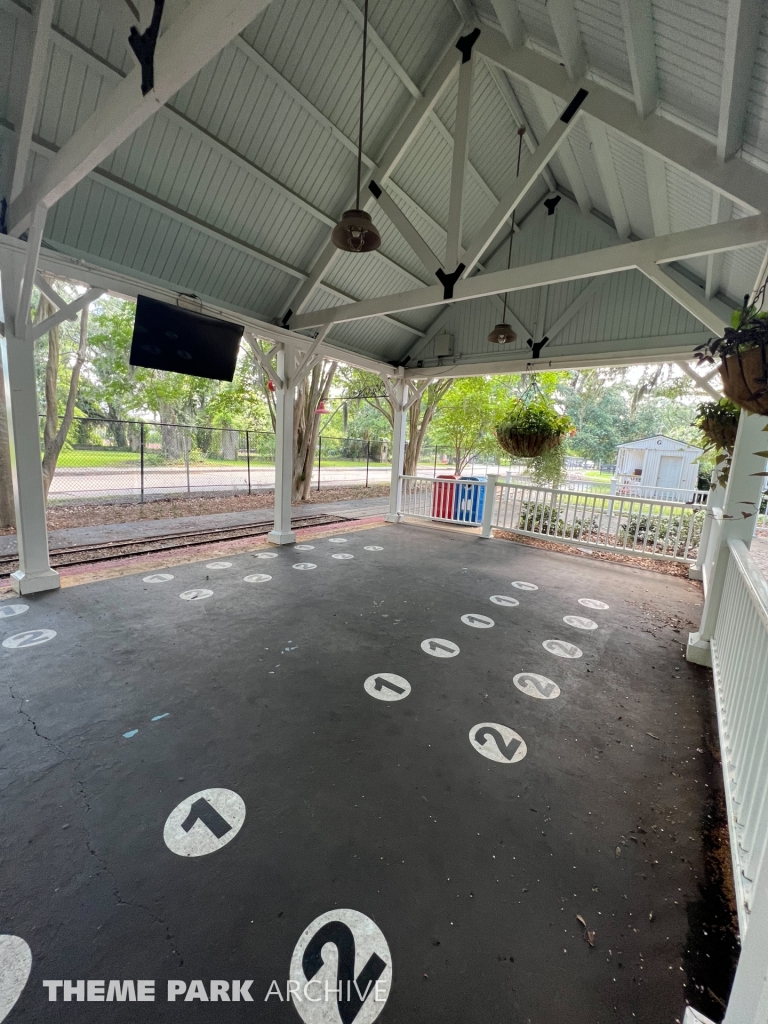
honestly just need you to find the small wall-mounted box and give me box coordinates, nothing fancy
[434,333,454,357]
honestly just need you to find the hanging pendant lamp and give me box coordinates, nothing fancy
[488,128,526,345]
[332,0,381,253]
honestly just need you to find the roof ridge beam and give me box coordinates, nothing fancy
[474,25,768,213]
[289,212,768,330]
[8,0,277,235]
[619,0,658,118]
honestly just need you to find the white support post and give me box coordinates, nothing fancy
[268,347,296,546]
[687,410,768,665]
[688,475,723,580]
[0,251,59,593]
[385,379,408,523]
[446,54,475,271]
[722,856,768,1024]
[481,473,497,537]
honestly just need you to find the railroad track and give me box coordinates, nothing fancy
[0,513,347,577]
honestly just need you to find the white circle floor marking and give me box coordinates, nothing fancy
[364,673,411,701]
[542,639,583,659]
[205,561,232,569]
[563,614,598,631]
[256,551,279,559]
[364,545,383,551]
[328,537,348,543]
[469,723,527,763]
[511,581,538,591]
[2,629,56,649]
[489,595,519,607]
[143,573,174,583]
[0,604,29,618]
[513,672,560,700]
[293,562,317,571]
[461,613,494,628]
[290,908,392,1024]
[179,589,213,601]
[421,638,460,658]
[243,574,272,583]
[294,544,315,551]
[578,598,609,610]
[332,552,354,560]
[163,788,245,857]
[0,935,32,1022]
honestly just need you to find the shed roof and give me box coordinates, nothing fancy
[1,0,766,379]
[617,434,704,451]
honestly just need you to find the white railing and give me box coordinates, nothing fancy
[484,479,706,562]
[710,538,768,936]
[399,476,487,526]
[611,477,709,503]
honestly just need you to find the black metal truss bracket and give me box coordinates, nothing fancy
[280,309,293,329]
[526,336,549,359]
[368,180,382,199]
[435,264,465,300]
[456,27,480,63]
[543,196,561,216]
[129,0,165,96]
[559,88,589,124]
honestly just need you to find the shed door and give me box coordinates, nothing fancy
[657,456,681,489]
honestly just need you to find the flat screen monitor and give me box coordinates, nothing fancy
[129,295,244,382]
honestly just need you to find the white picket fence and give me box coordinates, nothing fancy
[710,539,768,936]
[399,475,487,525]
[484,478,705,562]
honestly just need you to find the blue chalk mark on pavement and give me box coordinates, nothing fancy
[123,729,139,738]
[151,713,170,721]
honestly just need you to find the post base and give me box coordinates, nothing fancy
[688,565,704,580]
[267,529,296,546]
[686,631,712,667]
[384,513,402,524]
[10,567,61,595]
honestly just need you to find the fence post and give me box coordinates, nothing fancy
[317,435,321,492]
[140,422,145,503]
[246,430,252,495]
[184,431,191,493]
[481,474,497,538]
[433,446,438,477]
[365,440,370,488]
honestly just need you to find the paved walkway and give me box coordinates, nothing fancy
[0,498,389,557]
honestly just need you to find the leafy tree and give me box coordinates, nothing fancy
[431,376,514,473]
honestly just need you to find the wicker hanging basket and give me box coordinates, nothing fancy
[698,412,739,452]
[719,344,768,414]
[495,428,562,459]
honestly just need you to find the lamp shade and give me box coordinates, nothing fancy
[332,209,381,253]
[315,400,331,414]
[487,322,517,345]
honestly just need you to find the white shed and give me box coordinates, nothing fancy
[612,435,703,500]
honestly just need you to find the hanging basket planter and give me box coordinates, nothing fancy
[696,298,768,415]
[494,397,573,459]
[694,399,740,452]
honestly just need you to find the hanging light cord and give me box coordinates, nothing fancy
[501,128,526,324]
[355,0,369,211]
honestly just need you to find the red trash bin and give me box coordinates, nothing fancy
[432,474,459,520]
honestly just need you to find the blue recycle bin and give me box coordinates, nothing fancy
[454,476,487,525]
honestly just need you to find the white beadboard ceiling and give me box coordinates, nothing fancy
[1,0,766,373]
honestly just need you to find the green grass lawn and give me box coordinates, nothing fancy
[54,449,391,470]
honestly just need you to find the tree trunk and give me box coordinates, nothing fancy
[400,380,454,476]
[0,358,15,529]
[40,298,91,499]
[293,360,337,501]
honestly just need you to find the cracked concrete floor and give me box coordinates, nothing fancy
[0,524,737,1023]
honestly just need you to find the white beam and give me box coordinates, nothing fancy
[532,202,557,346]
[705,193,732,299]
[533,89,591,214]
[485,61,556,191]
[637,262,728,334]
[461,92,586,276]
[540,276,604,342]
[586,119,630,237]
[643,151,670,236]
[30,287,105,342]
[17,203,46,339]
[451,0,478,28]
[676,361,722,401]
[619,0,658,118]
[488,0,526,49]
[10,0,55,202]
[718,0,762,162]
[286,39,461,318]
[290,212,768,329]
[547,0,587,80]
[8,0,276,235]
[446,54,475,269]
[371,184,443,277]
[475,25,768,213]
[34,273,75,317]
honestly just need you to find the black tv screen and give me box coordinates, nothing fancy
[129,296,244,382]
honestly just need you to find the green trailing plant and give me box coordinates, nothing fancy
[495,397,573,460]
[696,293,768,413]
[693,398,740,488]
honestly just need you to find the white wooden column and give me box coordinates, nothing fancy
[688,474,724,581]
[0,251,60,593]
[687,410,768,664]
[386,380,408,524]
[267,347,296,546]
